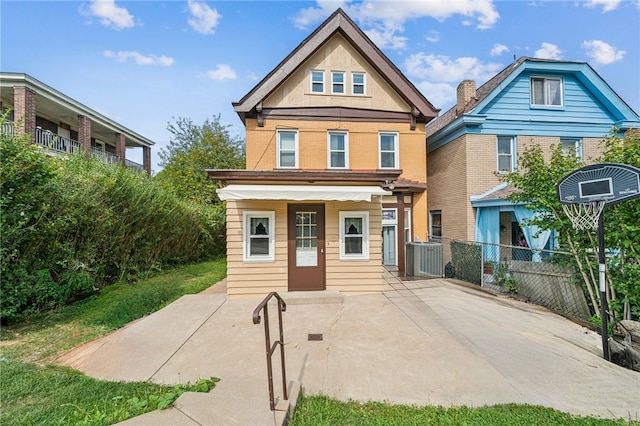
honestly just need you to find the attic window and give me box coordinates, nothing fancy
[332,72,345,94]
[530,77,562,107]
[311,70,324,93]
[352,72,365,95]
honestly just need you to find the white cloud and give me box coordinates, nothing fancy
[490,43,509,57]
[205,64,237,81]
[86,0,134,30]
[187,0,221,35]
[404,54,503,84]
[582,40,625,64]
[292,0,499,50]
[583,0,621,13]
[425,30,440,43]
[534,42,563,60]
[365,23,409,50]
[103,50,174,66]
[416,81,457,111]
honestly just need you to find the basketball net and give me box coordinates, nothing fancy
[562,200,606,231]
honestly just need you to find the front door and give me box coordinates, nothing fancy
[288,204,325,291]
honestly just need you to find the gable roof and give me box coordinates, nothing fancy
[426,57,640,139]
[233,8,438,125]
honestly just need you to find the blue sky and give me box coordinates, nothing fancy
[2,0,639,171]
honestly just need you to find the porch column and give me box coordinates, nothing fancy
[115,132,126,166]
[397,194,406,274]
[13,86,36,144]
[77,114,91,158]
[143,146,151,175]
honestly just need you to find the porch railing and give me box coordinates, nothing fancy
[1,121,14,136]
[35,127,83,154]
[252,292,288,411]
[91,147,120,164]
[125,158,144,171]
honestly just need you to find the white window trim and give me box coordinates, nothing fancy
[310,70,325,94]
[331,71,345,94]
[382,208,397,225]
[339,211,369,261]
[277,129,299,169]
[496,136,517,174]
[379,131,400,169]
[429,210,442,240]
[530,76,564,107]
[327,130,349,169]
[560,138,583,162]
[404,207,411,243]
[352,72,366,95]
[243,211,275,262]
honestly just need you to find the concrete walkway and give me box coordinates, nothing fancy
[56,272,640,425]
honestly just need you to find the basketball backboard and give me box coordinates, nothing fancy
[557,163,640,206]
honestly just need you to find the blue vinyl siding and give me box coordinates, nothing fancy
[427,59,640,152]
[477,72,618,137]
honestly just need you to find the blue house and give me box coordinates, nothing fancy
[425,57,640,263]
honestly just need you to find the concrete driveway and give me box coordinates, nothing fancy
[57,272,640,425]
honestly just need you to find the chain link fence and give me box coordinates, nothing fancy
[448,240,593,322]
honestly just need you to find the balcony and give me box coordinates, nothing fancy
[0,122,143,170]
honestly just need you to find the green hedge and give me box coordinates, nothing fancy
[450,240,482,284]
[0,125,224,323]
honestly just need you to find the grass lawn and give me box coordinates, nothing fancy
[290,395,635,426]
[0,258,226,425]
[1,257,636,425]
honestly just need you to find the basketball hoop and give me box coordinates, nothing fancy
[557,163,640,362]
[561,200,606,231]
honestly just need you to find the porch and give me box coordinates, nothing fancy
[2,120,144,171]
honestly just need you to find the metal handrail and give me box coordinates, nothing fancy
[252,292,288,411]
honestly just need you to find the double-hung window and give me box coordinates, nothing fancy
[429,210,442,239]
[379,132,399,169]
[560,138,582,161]
[332,71,345,94]
[243,211,275,262]
[352,72,365,95]
[497,136,517,173]
[340,211,369,260]
[531,77,563,107]
[277,129,298,168]
[311,70,324,93]
[327,131,348,168]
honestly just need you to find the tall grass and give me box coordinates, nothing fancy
[0,121,224,323]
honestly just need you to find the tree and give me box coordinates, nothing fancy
[502,130,640,322]
[155,115,245,205]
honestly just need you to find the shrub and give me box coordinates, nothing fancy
[0,119,224,323]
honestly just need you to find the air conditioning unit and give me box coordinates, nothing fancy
[405,242,443,277]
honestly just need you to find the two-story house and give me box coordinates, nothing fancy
[1,72,154,173]
[425,57,640,263]
[209,9,438,298]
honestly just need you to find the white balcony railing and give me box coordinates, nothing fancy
[6,123,143,170]
[35,127,82,154]
[1,121,14,137]
[125,159,144,171]
[90,147,121,164]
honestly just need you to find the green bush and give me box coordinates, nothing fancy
[0,119,224,323]
[450,240,482,284]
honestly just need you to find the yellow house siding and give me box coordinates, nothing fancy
[324,200,385,294]
[225,200,289,298]
[225,199,385,299]
[264,34,409,113]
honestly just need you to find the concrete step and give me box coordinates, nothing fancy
[278,290,342,305]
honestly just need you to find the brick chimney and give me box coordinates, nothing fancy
[456,80,476,115]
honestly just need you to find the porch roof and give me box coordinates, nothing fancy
[217,184,390,202]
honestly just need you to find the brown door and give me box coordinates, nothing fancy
[287,204,325,291]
